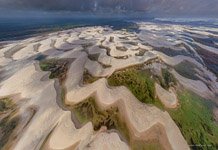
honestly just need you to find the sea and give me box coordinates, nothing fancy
[0,17,139,42]
[0,16,218,42]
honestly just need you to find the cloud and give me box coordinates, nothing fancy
[0,0,218,16]
[0,0,119,11]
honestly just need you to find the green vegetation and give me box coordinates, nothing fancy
[83,70,99,84]
[0,98,13,112]
[106,66,218,149]
[72,97,164,149]
[72,97,130,141]
[0,115,20,149]
[39,58,72,82]
[0,98,19,149]
[174,61,200,80]
[168,91,218,150]
[159,68,177,90]
[107,67,163,109]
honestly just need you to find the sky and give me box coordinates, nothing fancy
[0,0,218,17]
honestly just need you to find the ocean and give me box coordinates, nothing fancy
[0,17,140,42]
[1,16,218,42]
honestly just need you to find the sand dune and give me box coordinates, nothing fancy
[0,24,217,149]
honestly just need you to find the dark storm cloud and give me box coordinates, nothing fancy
[0,0,218,16]
[0,0,138,11]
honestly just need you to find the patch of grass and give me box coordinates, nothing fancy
[160,68,177,90]
[0,97,18,149]
[83,70,99,84]
[0,98,13,112]
[72,97,130,141]
[72,97,165,149]
[174,61,200,80]
[0,115,20,149]
[168,91,218,149]
[61,88,66,103]
[39,58,72,83]
[107,67,163,109]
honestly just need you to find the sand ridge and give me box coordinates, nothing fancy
[0,24,217,149]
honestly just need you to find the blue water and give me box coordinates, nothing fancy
[0,17,139,41]
[0,16,217,41]
[153,18,218,28]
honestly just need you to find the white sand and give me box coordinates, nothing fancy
[155,83,178,108]
[1,24,217,150]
